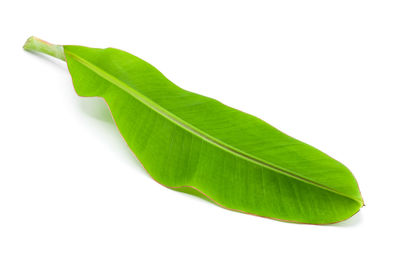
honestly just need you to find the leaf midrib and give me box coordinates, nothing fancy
[65,50,362,205]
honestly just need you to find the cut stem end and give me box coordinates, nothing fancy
[23,36,65,61]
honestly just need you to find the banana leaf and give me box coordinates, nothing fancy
[23,36,364,224]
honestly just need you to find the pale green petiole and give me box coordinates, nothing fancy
[23,36,65,61]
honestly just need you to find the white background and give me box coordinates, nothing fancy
[1,0,399,266]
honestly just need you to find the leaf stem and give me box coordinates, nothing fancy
[23,36,65,61]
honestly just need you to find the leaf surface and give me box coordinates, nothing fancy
[26,38,364,224]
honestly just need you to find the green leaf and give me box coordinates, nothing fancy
[24,36,364,224]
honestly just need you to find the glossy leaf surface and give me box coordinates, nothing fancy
[25,38,364,224]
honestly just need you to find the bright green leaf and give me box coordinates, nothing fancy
[23,36,364,224]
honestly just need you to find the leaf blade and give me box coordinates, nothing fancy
[62,45,363,224]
